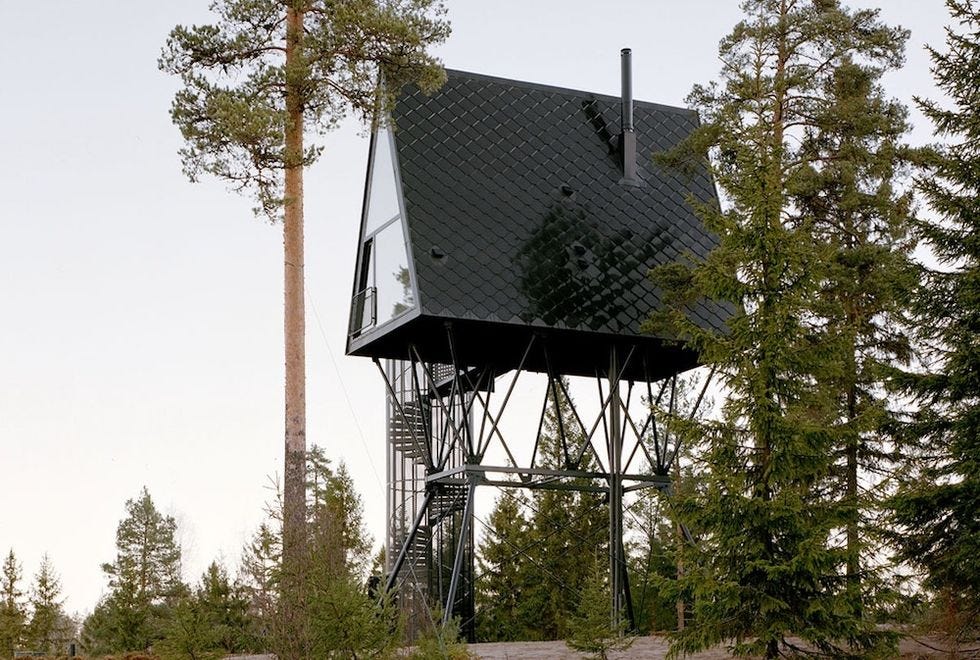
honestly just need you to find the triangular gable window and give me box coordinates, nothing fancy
[351,127,416,336]
[365,126,401,234]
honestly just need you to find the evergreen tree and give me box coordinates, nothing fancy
[26,554,67,654]
[0,550,26,659]
[160,7,449,630]
[79,597,116,657]
[565,558,634,660]
[408,610,470,660]
[649,1,904,656]
[197,561,256,654]
[305,571,400,659]
[157,595,222,660]
[239,521,280,645]
[523,380,607,640]
[627,487,679,635]
[308,449,372,578]
[475,491,530,642]
[793,37,921,617]
[158,561,256,660]
[240,446,396,656]
[628,371,714,634]
[474,380,607,641]
[890,0,980,642]
[86,487,186,653]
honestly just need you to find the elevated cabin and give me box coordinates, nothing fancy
[346,66,728,383]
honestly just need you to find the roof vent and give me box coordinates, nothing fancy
[620,48,639,185]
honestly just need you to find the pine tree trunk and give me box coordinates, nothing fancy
[843,234,862,616]
[282,3,307,656]
[761,8,788,660]
[845,378,861,614]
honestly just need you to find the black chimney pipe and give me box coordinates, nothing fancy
[621,48,634,131]
[620,48,638,183]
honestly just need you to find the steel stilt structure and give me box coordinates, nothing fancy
[377,329,711,639]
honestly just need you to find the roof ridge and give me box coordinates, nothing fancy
[442,67,695,116]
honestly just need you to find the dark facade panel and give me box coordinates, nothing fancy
[347,69,731,376]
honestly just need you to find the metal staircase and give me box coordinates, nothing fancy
[385,359,474,639]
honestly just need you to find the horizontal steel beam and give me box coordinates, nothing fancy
[426,464,671,487]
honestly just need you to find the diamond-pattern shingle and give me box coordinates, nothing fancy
[347,69,732,378]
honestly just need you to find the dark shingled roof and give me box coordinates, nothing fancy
[346,69,730,381]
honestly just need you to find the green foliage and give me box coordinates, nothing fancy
[0,549,26,659]
[306,572,399,659]
[156,561,256,660]
[159,0,450,219]
[409,613,472,660]
[628,372,715,635]
[239,446,397,657]
[627,489,681,635]
[791,6,922,621]
[26,555,72,655]
[475,380,607,642]
[649,1,908,657]
[889,0,980,641]
[238,521,280,644]
[83,488,186,655]
[474,492,529,642]
[156,596,222,660]
[565,559,634,660]
[308,448,372,578]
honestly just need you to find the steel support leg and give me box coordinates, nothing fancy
[609,348,624,631]
[385,490,433,594]
[443,479,476,626]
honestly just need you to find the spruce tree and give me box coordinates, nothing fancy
[239,521,280,644]
[26,554,67,655]
[158,561,256,659]
[475,491,530,642]
[509,380,605,640]
[240,446,395,655]
[627,488,678,635]
[195,561,255,654]
[890,0,980,641]
[0,550,25,659]
[649,1,904,656]
[474,380,607,641]
[565,558,634,660]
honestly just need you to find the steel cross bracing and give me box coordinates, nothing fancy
[377,327,712,640]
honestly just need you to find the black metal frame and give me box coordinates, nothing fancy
[378,324,711,639]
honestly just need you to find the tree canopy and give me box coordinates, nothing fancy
[649,1,911,656]
[890,0,980,642]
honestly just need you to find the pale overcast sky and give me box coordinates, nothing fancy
[0,0,949,616]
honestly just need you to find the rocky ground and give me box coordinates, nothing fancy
[227,634,977,658]
[466,634,975,658]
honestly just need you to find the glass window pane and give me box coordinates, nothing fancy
[374,221,415,323]
[365,127,401,234]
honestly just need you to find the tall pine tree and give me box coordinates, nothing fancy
[794,47,921,615]
[650,1,904,656]
[890,0,980,641]
[161,9,449,632]
[83,487,185,654]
